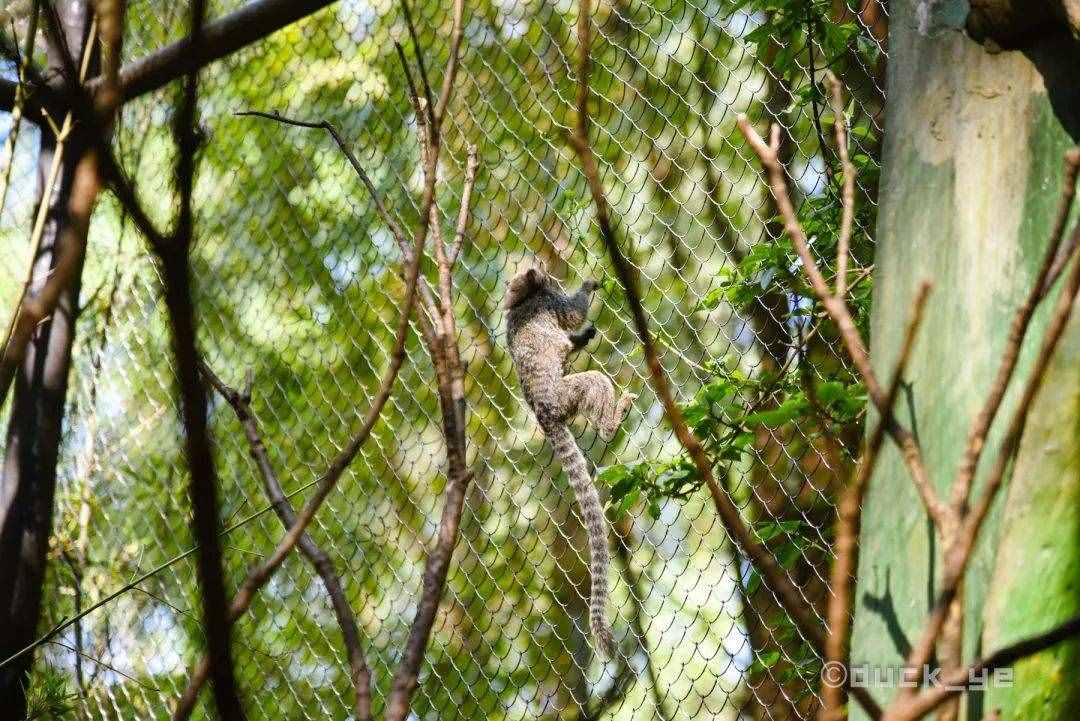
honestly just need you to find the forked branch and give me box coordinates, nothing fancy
[170,155,429,720]
[199,363,374,721]
[569,0,882,717]
[737,113,947,533]
[235,4,474,719]
[738,78,1080,721]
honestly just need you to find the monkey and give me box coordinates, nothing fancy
[504,265,635,656]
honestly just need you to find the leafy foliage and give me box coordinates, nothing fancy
[0,1,886,719]
[600,0,882,524]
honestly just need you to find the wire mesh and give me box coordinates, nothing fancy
[0,1,885,719]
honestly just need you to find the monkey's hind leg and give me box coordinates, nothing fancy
[564,371,635,441]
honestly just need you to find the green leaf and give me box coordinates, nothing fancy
[744,396,809,427]
[759,650,782,668]
[754,520,804,543]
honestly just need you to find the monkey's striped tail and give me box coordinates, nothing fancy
[546,423,615,657]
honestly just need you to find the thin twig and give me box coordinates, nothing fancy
[737,114,948,533]
[171,168,429,721]
[398,0,435,129]
[432,0,465,127]
[885,613,1080,721]
[199,362,374,721]
[825,72,855,300]
[950,148,1080,514]
[571,3,882,717]
[819,282,930,721]
[236,109,443,338]
[449,144,479,266]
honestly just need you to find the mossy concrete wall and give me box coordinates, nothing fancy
[850,2,1080,718]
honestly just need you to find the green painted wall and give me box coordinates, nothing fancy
[850,3,1080,718]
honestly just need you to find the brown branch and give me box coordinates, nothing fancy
[107,0,336,104]
[885,613,1080,721]
[901,219,1080,684]
[819,282,931,721]
[199,363,374,721]
[151,2,247,719]
[398,0,435,130]
[171,145,430,720]
[236,109,443,341]
[950,148,1080,514]
[825,73,855,300]
[432,0,465,128]
[570,2,881,717]
[737,114,949,533]
[384,3,472,717]
[449,144,479,266]
[430,145,476,336]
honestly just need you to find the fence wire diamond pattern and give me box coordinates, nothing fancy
[0,1,885,719]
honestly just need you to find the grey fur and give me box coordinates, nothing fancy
[505,266,635,656]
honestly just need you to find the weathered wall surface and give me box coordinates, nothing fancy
[851,2,1080,717]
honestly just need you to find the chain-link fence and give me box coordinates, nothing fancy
[1,1,885,718]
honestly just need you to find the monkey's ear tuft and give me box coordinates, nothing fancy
[505,266,543,309]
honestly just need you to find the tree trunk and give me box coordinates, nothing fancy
[851,2,1080,718]
[0,3,93,711]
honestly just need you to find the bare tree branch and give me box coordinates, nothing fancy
[885,613,1080,721]
[950,148,1080,513]
[737,114,948,533]
[449,145,479,266]
[398,0,435,129]
[171,151,430,721]
[570,3,882,717]
[147,2,249,719]
[820,282,930,721]
[384,3,474,717]
[825,73,856,300]
[200,363,374,721]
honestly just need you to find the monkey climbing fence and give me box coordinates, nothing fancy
[0,1,886,719]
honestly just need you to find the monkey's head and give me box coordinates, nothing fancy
[504,265,552,310]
